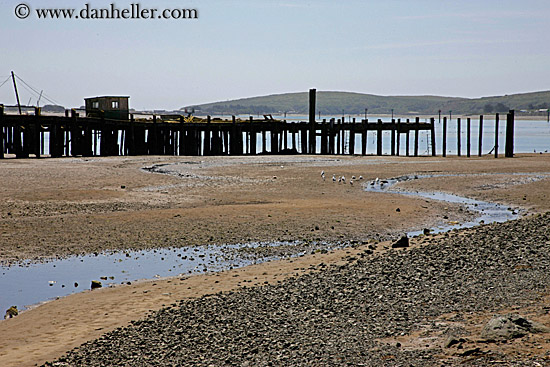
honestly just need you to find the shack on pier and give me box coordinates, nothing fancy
[85,96,129,120]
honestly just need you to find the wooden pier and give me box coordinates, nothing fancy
[0,89,516,159]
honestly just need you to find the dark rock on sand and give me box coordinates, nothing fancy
[392,235,409,248]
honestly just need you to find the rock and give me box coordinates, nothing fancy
[91,280,103,290]
[423,228,430,235]
[443,336,466,348]
[395,208,400,212]
[481,314,550,341]
[5,306,18,319]
[392,236,409,248]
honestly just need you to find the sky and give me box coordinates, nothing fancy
[0,0,549,110]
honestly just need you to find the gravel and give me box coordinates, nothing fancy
[45,212,550,366]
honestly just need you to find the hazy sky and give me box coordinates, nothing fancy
[1,0,549,110]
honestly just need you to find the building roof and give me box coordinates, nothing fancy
[84,96,130,100]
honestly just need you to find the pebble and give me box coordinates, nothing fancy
[46,212,550,366]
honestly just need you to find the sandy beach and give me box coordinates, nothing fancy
[1,154,550,366]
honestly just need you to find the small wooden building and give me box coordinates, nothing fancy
[85,96,129,120]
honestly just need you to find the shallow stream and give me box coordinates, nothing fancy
[1,172,547,316]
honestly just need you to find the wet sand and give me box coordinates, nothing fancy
[1,154,550,366]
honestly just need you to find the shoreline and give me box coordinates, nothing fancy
[1,154,550,366]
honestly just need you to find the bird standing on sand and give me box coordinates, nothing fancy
[350,179,354,186]
[332,174,336,182]
[342,176,346,183]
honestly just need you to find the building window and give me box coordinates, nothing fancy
[112,101,119,109]
[92,101,99,109]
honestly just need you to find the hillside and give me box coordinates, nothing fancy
[183,90,550,116]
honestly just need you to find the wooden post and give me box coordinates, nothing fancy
[376,119,382,156]
[495,113,499,158]
[336,120,341,155]
[13,118,23,158]
[340,116,346,155]
[466,117,471,157]
[442,117,447,157]
[414,117,420,157]
[320,119,327,154]
[505,110,515,158]
[309,88,316,154]
[406,119,410,157]
[204,115,211,155]
[300,124,308,154]
[230,115,236,155]
[396,119,401,156]
[271,125,278,154]
[361,119,367,155]
[390,119,396,156]
[349,118,355,155]
[34,107,41,158]
[70,109,79,156]
[262,128,267,153]
[153,114,159,155]
[478,115,483,157]
[457,117,461,157]
[283,121,288,151]
[251,122,257,155]
[0,105,4,158]
[329,119,335,155]
[291,124,296,152]
[430,117,436,156]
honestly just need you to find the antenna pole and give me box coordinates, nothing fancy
[11,71,22,115]
[37,90,43,107]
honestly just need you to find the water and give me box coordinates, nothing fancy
[364,174,524,236]
[0,241,339,315]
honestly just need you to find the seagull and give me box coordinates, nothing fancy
[338,176,342,183]
[342,176,346,183]
[321,170,325,176]
[352,176,356,180]
[359,176,363,180]
[332,174,336,182]
[350,179,354,186]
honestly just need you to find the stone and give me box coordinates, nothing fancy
[481,314,550,341]
[91,280,103,290]
[392,236,409,248]
[443,336,466,348]
[5,306,18,319]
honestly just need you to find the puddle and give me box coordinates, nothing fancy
[364,174,527,236]
[0,241,341,316]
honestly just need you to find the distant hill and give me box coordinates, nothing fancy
[183,91,550,116]
[42,104,65,113]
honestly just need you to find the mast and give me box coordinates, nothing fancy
[11,71,22,115]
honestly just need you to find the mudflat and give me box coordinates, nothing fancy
[1,154,550,366]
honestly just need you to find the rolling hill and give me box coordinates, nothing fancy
[183,90,550,116]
